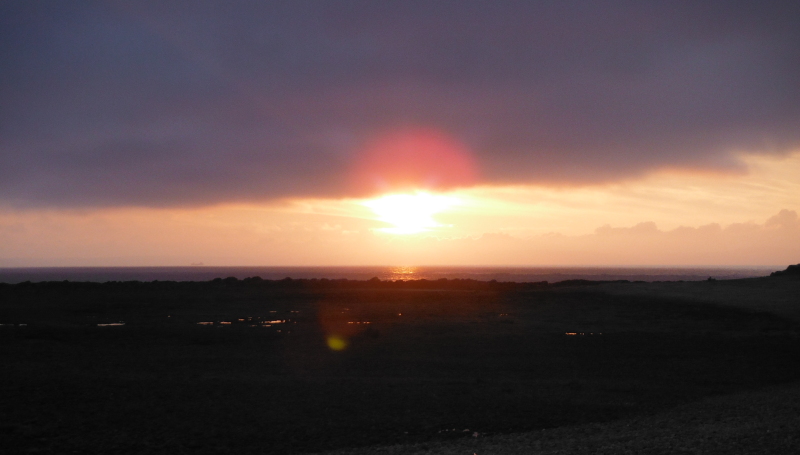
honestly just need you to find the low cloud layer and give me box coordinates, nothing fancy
[456,210,800,266]
[2,1,799,208]
[1,205,797,267]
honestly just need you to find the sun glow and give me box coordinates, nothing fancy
[363,192,458,234]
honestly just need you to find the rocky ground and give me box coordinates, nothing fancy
[317,274,800,454]
[2,274,799,454]
[316,381,800,455]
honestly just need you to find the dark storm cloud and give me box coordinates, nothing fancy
[2,0,799,207]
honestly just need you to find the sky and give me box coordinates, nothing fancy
[1,0,799,267]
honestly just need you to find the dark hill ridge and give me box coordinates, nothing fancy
[0,275,626,292]
[771,263,800,276]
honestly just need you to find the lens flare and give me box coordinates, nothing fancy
[326,335,347,351]
[363,192,458,234]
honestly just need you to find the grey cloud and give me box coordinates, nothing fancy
[2,1,799,207]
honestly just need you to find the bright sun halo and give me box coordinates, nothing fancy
[363,192,458,234]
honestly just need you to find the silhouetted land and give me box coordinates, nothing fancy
[2,271,799,454]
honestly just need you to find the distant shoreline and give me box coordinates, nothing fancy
[0,265,780,284]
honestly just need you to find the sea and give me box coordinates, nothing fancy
[0,265,780,284]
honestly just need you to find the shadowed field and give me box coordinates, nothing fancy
[1,277,799,454]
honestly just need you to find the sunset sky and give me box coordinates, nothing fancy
[2,1,799,266]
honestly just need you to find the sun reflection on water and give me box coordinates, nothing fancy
[387,266,418,281]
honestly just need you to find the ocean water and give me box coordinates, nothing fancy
[0,265,779,284]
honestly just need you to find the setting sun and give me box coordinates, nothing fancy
[362,192,458,234]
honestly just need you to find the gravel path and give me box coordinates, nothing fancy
[315,381,800,454]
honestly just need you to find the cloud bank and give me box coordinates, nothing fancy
[2,1,799,208]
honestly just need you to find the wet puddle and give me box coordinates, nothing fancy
[195,314,297,330]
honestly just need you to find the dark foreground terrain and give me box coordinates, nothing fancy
[2,276,799,454]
